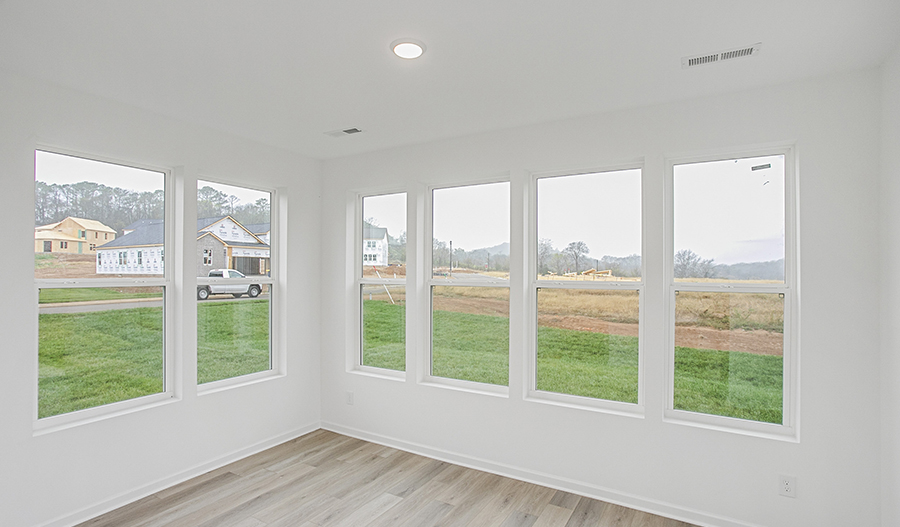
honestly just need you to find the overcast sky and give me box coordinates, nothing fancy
[537,169,641,260]
[39,150,783,265]
[674,154,784,265]
[198,179,270,207]
[35,150,164,192]
[433,182,510,250]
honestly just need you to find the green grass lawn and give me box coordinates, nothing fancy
[39,299,270,418]
[536,326,639,403]
[362,299,406,371]
[432,308,509,386]
[197,299,270,384]
[364,300,782,422]
[40,298,782,424]
[674,346,783,424]
[39,306,165,418]
[39,287,163,304]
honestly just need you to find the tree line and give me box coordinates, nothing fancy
[35,181,269,235]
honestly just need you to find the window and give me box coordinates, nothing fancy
[59,241,67,249]
[34,150,169,420]
[669,151,794,431]
[359,192,406,372]
[196,180,274,384]
[534,168,642,406]
[203,249,212,265]
[430,181,509,387]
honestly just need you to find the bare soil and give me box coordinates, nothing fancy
[434,296,783,356]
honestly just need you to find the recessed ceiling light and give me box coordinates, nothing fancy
[391,39,425,59]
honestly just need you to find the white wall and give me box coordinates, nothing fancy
[0,68,322,527]
[320,69,884,527]
[880,43,900,527]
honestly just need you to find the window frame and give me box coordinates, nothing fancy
[33,147,176,432]
[663,145,799,441]
[525,165,646,416]
[423,178,511,396]
[195,177,281,391]
[352,190,408,379]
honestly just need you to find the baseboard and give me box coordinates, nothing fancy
[40,422,320,527]
[321,421,762,527]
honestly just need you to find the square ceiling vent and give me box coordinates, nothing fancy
[324,128,363,138]
[682,43,761,69]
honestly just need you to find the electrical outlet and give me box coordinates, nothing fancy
[346,391,354,405]
[778,474,797,498]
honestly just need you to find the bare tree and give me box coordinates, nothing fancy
[538,238,554,274]
[674,249,717,278]
[565,241,589,273]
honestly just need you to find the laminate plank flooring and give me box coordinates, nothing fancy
[76,430,699,527]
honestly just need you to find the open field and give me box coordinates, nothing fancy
[39,300,270,418]
[364,299,782,422]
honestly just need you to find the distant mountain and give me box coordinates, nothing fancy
[482,242,510,256]
[716,259,784,281]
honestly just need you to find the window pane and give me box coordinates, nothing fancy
[361,285,406,371]
[35,151,165,279]
[362,193,406,275]
[197,180,271,278]
[537,169,641,280]
[431,286,509,386]
[674,155,785,283]
[38,286,164,418]
[432,182,509,280]
[197,180,272,384]
[198,295,271,384]
[536,289,639,403]
[673,291,784,423]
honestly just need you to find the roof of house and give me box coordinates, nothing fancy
[364,224,388,240]
[123,219,163,232]
[243,223,271,235]
[99,216,269,250]
[98,223,165,248]
[36,216,117,233]
[34,231,83,242]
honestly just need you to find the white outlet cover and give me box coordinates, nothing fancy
[778,474,797,498]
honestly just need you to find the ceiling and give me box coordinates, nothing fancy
[1,1,898,160]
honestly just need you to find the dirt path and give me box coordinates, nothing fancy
[434,296,783,356]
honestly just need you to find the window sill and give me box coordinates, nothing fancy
[198,369,284,396]
[525,390,644,419]
[351,366,406,381]
[663,409,798,442]
[34,392,178,436]
[420,376,509,398]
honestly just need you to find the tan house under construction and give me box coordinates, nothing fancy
[34,216,116,254]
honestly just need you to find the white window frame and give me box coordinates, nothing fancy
[352,190,408,380]
[525,165,645,417]
[663,145,799,441]
[33,147,176,433]
[196,177,282,392]
[422,178,510,397]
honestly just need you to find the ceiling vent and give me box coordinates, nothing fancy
[682,43,761,69]
[324,128,363,138]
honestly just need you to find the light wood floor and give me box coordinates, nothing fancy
[76,429,698,527]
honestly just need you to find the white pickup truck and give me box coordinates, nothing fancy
[197,269,262,300]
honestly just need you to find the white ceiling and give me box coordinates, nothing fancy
[1,1,899,160]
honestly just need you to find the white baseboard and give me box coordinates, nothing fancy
[40,422,320,527]
[321,421,761,527]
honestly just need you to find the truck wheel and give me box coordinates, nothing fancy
[197,287,210,300]
[248,285,261,297]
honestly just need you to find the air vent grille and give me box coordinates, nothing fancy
[324,128,364,138]
[682,43,761,69]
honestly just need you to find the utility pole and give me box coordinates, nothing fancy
[449,240,452,278]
